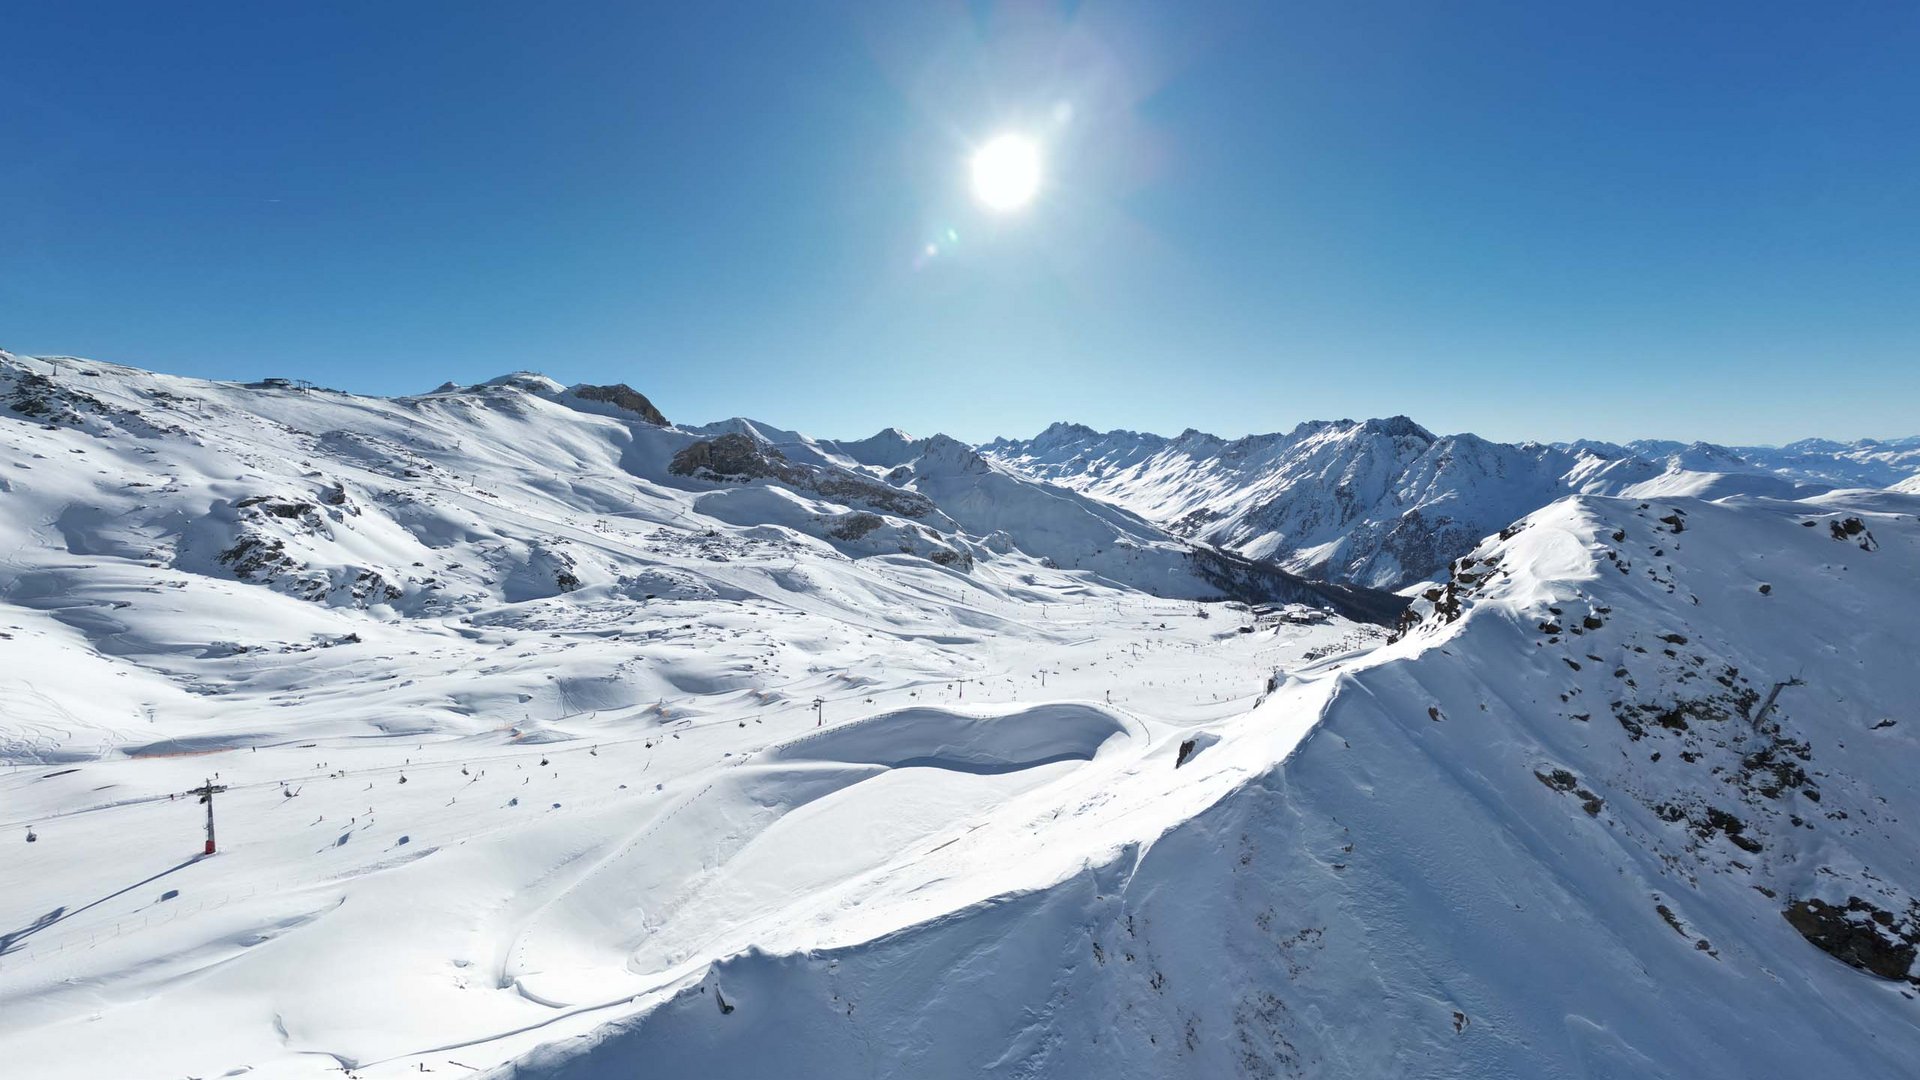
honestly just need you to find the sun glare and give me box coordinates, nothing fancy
[970,133,1041,212]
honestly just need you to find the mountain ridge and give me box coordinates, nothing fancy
[983,417,1920,589]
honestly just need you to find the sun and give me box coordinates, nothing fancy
[970,133,1042,212]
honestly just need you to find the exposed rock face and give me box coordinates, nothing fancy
[234,495,320,521]
[1534,767,1605,815]
[1,359,185,438]
[1384,492,1920,1013]
[1783,897,1920,985]
[926,545,972,571]
[827,512,886,541]
[814,511,973,570]
[7,369,72,421]
[671,432,774,479]
[671,433,936,518]
[571,383,667,426]
[214,492,404,607]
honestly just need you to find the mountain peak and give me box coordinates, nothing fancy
[478,371,567,395]
[1035,420,1100,442]
[1356,415,1435,441]
[919,432,976,457]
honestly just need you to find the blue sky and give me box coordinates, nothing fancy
[4,1,1915,445]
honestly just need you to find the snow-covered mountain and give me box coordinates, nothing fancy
[0,353,1390,627]
[983,420,1920,589]
[1626,436,1920,489]
[489,489,1920,1080]
[982,419,1585,588]
[3,351,1916,1079]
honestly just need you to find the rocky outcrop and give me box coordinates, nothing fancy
[671,432,776,479]
[214,492,404,608]
[1783,896,1920,985]
[0,357,184,437]
[671,433,936,517]
[571,383,667,426]
[811,511,973,571]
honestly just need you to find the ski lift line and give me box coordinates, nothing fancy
[0,694,873,830]
[3,607,1244,824]
[2,695,640,776]
[0,737,632,830]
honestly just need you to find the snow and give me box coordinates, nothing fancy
[0,351,1377,1077]
[3,350,1916,1078]
[492,488,1920,1080]
[984,420,1920,589]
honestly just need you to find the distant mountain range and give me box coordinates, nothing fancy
[982,420,1920,588]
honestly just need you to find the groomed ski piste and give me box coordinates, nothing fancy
[2,352,1917,1078]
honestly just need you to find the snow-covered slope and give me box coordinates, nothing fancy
[0,353,1393,622]
[984,422,1920,589]
[0,351,1405,1078]
[493,489,1920,1080]
[3,350,1915,1079]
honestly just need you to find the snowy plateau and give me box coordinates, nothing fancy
[2,350,1918,1079]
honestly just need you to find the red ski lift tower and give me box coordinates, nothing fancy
[192,778,229,855]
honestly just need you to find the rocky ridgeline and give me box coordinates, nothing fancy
[986,417,1920,591]
[1392,495,1918,988]
[570,383,668,425]
[670,432,937,519]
